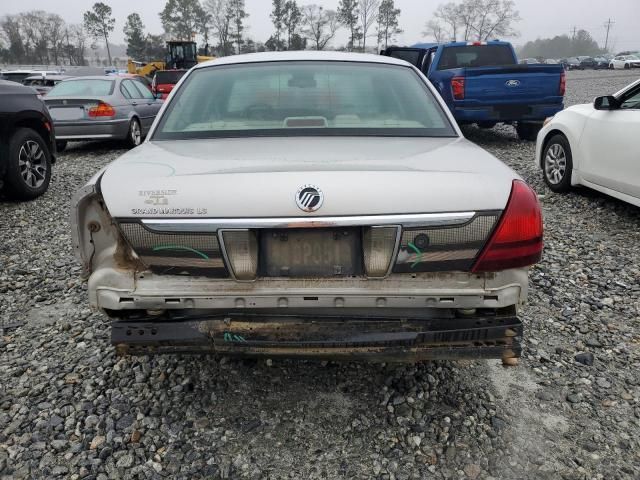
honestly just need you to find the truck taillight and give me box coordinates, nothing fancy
[472,180,543,272]
[88,102,115,118]
[452,76,465,100]
[559,71,566,96]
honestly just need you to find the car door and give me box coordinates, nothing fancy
[122,79,154,133]
[131,79,162,133]
[580,83,640,199]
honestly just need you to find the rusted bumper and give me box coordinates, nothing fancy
[112,313,522,362]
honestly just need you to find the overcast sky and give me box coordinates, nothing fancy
[3,0,638,51]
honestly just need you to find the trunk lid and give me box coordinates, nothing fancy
[100,137,518,218]
[45,97,113,121]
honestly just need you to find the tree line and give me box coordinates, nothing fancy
[518,31,606,59]
[10,0,603,67]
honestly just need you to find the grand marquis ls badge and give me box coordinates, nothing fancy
[295,185,324,212]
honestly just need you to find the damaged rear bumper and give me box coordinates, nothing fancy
[112,313,522,362]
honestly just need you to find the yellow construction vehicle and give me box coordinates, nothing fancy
[128,41,215,78]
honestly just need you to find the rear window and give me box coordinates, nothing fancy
[438,45,516,70]
[155,70,187,85]
[154,61,456,140]
[48,79,114,97]
[1,73,32,83]
[384,49,422,67]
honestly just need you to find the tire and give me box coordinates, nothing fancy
[516,122,542,141]
[3,128,52,200]
[125,118,142,148]
[477,121,497,129]
[542,134,573,193]
[56,140,67,152]
[624,63,630,70]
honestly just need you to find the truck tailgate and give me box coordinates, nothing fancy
[462,64,564,103]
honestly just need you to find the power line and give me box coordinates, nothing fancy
[603,18,614,51]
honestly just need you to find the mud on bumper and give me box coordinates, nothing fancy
[112,313,522,362]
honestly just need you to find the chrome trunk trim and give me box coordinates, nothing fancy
[141,212,477,232]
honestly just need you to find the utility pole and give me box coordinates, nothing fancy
[603,18,614,52]
[570,26,577,41]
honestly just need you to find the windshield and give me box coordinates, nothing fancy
[155,70,187,85]
[154,61,456,140]
[48,79,114,97]
[438,45,515,70]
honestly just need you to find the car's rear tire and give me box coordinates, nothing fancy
[3,128,52,200]
[477,121,497,129]
[126,118,142,148]
[56,140,67,152]
[624,63,630,69]
[542,134,573,193]
[516,122,542,141]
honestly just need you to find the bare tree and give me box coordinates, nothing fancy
[423,19,445,43]
[64,25,88,65]
[301,4,339,50]
[358,0,380,52]
[471,0,520,40]
[48,14,66,65]
[426,0,520,44]
[205,0,234,55]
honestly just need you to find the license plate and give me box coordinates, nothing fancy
[261,229,361,277]
[494,105,531,118]
[50,107,84,121]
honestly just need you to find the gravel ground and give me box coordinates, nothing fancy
[1,69,639,480]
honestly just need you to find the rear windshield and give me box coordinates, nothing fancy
[154,61,456,140]
[48,79,114,97]
[155,70,187,85]
[438,45,515,70]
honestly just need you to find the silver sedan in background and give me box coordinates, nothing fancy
[44,76,163,151]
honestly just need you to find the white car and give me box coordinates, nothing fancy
[72,51,543,362]
[609,55,640,70]
[536,78,640,206]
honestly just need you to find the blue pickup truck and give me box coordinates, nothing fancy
[382,41,565,140]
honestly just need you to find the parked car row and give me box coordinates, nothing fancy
[0,71,171,199]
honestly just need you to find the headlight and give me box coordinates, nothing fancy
[543,116,555,127]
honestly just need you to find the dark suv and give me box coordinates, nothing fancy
[0,80,56,199]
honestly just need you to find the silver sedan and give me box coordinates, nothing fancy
[44,76,163,150]
[72,52,543,363]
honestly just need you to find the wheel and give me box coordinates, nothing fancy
[516,122,542,141]
[56,140,67,152]
[3,128,52,200]
[126,118,142,148]
[624,63,630,69]
[477,121,497,129]
[542,134,573,193]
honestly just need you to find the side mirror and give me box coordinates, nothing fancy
[594,95,619,110]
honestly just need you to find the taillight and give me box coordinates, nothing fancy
[559,71,566,96]
[451,76,465,100]
[472,180,543,272]
[88,102,115,118]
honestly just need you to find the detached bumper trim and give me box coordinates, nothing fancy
[112,314,522,361]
